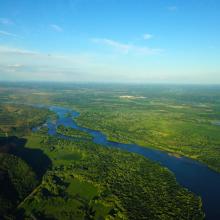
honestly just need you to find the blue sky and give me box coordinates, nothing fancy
[0,0,219,83]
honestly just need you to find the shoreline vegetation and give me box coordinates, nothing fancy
[1,83,220,173]
[75,114,220,173]
[0,83,208,219]
[1,84,220,173]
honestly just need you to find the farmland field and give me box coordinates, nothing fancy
[1,82,220,219]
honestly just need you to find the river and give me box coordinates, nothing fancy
[39,106,220,220]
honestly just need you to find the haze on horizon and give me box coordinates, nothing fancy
[0,0,219,84]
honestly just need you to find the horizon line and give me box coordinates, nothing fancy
[0,80,220,86]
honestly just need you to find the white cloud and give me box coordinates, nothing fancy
[167,6,177,11]
[50,24,63,32]
[92,38,162,55]
[1,64,25,73]
[0,30,17,37]
[0,45,219,84]
[143,33,153,40]
[92,38,130,53]
[0,18,13,25]
[0,46,95,66]
[0,46,39,55]
[0,45,129,82]
[0,45,95,76]
[7,64,24,68]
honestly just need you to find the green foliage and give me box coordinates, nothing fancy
[57,125,92,140]
[0,83,212,219]
[0,153,38,218]
[0,103,53,137]
[19,133,204,219]
[63,85,220,173]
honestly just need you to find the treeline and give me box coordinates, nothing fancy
[19,133,204,219]
[0,104,53,137]
[0,153,38,219]
[57,125,92,140]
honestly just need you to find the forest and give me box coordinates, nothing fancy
[0,83,209,219]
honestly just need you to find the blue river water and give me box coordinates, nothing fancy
[39,106,220,220]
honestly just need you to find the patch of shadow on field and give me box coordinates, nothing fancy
[0,136,52,179]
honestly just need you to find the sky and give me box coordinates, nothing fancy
[0,0,220,84]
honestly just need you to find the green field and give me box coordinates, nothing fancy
[76,97,220,172]
[5,83,218,172]
[0,83,208,219]
[18,132,204,219]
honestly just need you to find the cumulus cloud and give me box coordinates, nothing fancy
[50,24,63,32]
[92,38,162,55]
